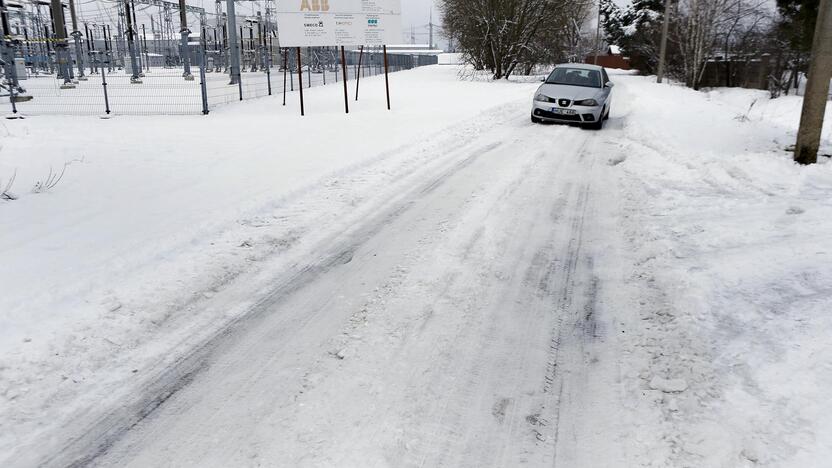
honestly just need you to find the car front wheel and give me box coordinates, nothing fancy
[531,115,543,124]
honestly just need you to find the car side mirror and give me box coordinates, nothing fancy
[540,77,546,82]
[605,82,615,88]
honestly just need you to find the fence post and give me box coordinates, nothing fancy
[306,47,311,88]
[100,55,111,116]
[264,41,272,96]
[237,66,243,100]
[199,45,209,114]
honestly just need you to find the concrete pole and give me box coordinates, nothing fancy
[794,0,832,165]
[0,0,21,90]
[131,0,143,74]
[0,0,9,41]
[123,0,141,82]
[50,0,73,86]
[178,0,192,79]
[67,0,85,80]
[656,0,672,83]
[225,0,240,84]
[429,8,433,49]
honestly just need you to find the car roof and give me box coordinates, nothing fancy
[553,63,604,71]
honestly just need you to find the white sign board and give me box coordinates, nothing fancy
[276,0,402,47]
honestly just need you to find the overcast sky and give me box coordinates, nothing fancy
[396,0,633,46]
[400,0,441,44]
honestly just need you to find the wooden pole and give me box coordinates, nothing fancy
[297,47,304,116]
[355,45,363,101]
[794,0,832,165]
[340,46,349,114]
[656,0,671,83]
[383,45,390,110]
[593,0,601,65]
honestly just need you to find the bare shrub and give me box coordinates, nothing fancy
[31,157,84,194]
[1,170,18,201]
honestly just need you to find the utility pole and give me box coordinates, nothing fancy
[50,0,74,87]
[656,0,672,83]
[67,0,85,80]
[178,0,193,80]
[794,0,832,165]
[131,0,143,73]
[429,8,433,50]
[225,0,240,84]
[123,0,141,82]
[593,0,602,65]
[1,0,21,91]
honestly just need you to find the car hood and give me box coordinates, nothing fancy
[537,83,602,101]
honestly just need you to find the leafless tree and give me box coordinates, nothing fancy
[441,0,593,79]
[672,0,772,88]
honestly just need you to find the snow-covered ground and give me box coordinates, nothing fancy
[1,66,830,467]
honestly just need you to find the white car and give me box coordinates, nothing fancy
[531,63,614,129]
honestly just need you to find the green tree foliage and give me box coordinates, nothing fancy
[601,0,667,74]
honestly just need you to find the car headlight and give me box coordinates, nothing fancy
[535,93,556,103]
[574,99,599,106]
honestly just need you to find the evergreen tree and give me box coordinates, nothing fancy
[776,0,820,54]
[601,0,667,73]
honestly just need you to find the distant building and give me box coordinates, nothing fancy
[383,44,444,56]
[585,45,631,70]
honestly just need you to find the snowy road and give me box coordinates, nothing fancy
[44,108,625,467]
[7,67,831,467]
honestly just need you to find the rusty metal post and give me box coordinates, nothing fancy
[282,48,287,106]
[296,46,304,116]
[355,45,363,101]
[383,44,390,110]
[340,46,348,114]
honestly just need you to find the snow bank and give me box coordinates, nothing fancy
[607,75,832,467]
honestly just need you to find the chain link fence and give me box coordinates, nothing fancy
[1,43,437,116]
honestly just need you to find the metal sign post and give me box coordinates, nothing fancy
[340,46,348,114]
[282,48,287,106]
[383,45,390,110]
[296,46,304,116]
[275,0,401,115]
[355,45,363,101]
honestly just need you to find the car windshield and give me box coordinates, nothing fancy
[546,68,602,88]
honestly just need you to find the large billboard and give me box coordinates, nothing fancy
[276,0,402,47]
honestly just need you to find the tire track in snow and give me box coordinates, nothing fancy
[55,109,614,468]
[40,128,517,468]
[527,142,598,467]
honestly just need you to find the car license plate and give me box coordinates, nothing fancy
[551,108,577,115]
